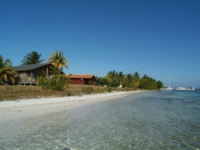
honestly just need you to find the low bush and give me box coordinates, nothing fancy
[37,75,70,91]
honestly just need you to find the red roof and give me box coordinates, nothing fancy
[66,74,95,79]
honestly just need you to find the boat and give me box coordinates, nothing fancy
[165,74,174,90]
[188,79,195,90]
[175,87,187,90]
[164,86,174,90]
[188,87,195,91]
[161,75,174,90]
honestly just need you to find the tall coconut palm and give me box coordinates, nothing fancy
[142,74,148,80]
[48,51,68,70]
[21,51,45,65]
[117,71,124,87]
[48,51,68,82]
[133,72,140,79]
[124,73,133,88]
[133,71,140,89]
[107,70,117,82]
[127,73,132,80]
[0,55,18,84]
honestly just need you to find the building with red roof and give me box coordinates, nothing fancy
[66,74,96,85]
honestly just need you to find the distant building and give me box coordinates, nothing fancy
[66,74,96,85]
[13,63,64,85]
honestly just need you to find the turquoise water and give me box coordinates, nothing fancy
[0,91,200,150]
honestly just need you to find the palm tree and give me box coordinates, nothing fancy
[48,51,68,70]
[124,73,133,88]
[21,51,45,65]
[133,72,140,79]
[133,71,140,89]
[117,71,124,87]
[0,55,18,84]
[107,70,118,87]
[142,74,148,80]
[48,51,68,82]
[107,70,117,82]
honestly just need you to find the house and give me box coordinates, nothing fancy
[13,63,65,85]
[66,74,96,85]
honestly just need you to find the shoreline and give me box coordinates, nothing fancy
[0,91,143,123]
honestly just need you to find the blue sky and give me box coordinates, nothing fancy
[0,0,200,88]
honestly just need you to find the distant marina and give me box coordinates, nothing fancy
[162,75,196,91]
[161,86,196,91]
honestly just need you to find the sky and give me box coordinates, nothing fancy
[0,0,200,88]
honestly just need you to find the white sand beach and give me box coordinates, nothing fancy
[0,91,142,123]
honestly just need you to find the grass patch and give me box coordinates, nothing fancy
[82,86,94,94]
[0,84,136,101]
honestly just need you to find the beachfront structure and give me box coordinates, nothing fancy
[66,74,96,85]
[13,63,65,85]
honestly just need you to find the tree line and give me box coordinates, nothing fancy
[1,51,163,90]
[96,70,163,90]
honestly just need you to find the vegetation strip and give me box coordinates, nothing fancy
[1,51,163,101]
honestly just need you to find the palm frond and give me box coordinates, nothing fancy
[48,50,69,69]
[21,51,44,64]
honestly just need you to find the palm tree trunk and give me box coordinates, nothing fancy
[46,65,48,78]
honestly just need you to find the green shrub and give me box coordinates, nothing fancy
[37,75,70,91]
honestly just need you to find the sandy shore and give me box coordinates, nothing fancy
[0,91,142,123]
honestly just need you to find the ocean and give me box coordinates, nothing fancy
[0,91,200,150]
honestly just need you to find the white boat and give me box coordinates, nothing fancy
[188,87,195,91]
[188,79,195,90]
[163,86,174,90]
[162,74,174,90]
[175,87,187,90]
[160,75,176,91]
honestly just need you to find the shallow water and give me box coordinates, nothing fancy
[0,91,200,150]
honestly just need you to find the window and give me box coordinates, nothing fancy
[19,72,23,78]
[28,73,35,77]
[28,72,36,82]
